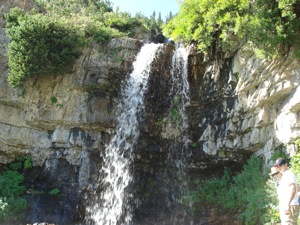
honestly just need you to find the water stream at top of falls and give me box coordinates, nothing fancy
[85,43,162,225]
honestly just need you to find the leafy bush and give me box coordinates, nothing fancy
[34,0,113,16]
[0,156,33,221]
[34,0,161,40]
[34,0,117,43]
[5,155,32,171]
[290,139,300,184]
[164,0,300,59]
[5,7,81,87]
[198,157,275,225]
[291,152,300,175]
[247,0,300,58]
[199,167,232,205]
[0,171,27,221]
[5,1,165,87]
[104,12,141,33]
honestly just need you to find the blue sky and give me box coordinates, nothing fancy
[110,0,181,20]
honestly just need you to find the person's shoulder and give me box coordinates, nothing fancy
[284,169,297,181]
[286,169,296,175]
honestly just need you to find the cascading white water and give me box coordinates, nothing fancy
[170,44,190,147]
[86,43,162,225]
[167,44,191,166]
[165,44,192,224]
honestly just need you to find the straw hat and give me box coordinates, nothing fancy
[269,167,279,176]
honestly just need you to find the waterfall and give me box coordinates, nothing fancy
[85,43,162,225]
[170,44,190,147]
[164,44,192,224]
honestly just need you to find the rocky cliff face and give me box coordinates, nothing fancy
[188,49,300,165]
[0,3,144,221]
[232,51,300,158]
[1,1,300,225]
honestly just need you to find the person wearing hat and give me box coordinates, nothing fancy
[269,166,282,185]
[274,157,300,225]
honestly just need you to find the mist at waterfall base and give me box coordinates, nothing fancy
[84,43,192,225]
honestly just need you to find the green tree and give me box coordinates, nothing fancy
[247,0,300,58]
[157,12,163,27]
[34,0,113,16]
[163,0,300,59]
[165,11,174,23]
[151,11,156,21]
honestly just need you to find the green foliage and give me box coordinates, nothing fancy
[164,0,300,59]
[294,138,300,148]
[197,157,275,224]
[5,155,32,171]
[232,158,269,224]
[247,0,300,58]
[291,153,300,175]
[23,156,32,169]
[0,171,26,198]
[49,188,60,196]
[269,150,288,164]
[103,11,142,35]
[170,108,180,121]
[163,0,250,55]
[51,96,58,104]
[0,171,27,221]
[191,142,198,148]
[5,0,164,88]
[33,0,163,40]
[264,178,281,224]
[199,167,232,205]
[290,139,300,182]
[0,155,32,221]
[34,0,113,16]
[5,7,81,87]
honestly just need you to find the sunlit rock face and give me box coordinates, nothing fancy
[189,48,300,167]
[0,37,143,164]
[227,51,300,162]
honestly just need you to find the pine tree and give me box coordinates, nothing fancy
[165,11,173,23]
[157,12,163,26]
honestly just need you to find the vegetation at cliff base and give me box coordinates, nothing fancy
[191,148,300,225]
[0,156,32,222]
[197,157,275,225]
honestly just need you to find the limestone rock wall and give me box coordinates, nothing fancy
[195,49,300,166]
[0,36,143,164]
[233,51,300,160]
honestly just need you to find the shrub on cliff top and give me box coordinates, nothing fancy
[5,1,164,87]
[5,7,81,87]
